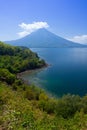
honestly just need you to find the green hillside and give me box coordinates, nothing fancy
[0,41,46,74]
[0,42,87,130]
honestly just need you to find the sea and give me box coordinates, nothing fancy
[22,48,87,97]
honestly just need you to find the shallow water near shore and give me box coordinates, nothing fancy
[22,48,87,97]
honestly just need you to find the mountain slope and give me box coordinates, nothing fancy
[5,28,86,48]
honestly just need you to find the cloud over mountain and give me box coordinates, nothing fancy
[18,21,49,37]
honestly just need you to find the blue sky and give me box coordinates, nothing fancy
[0,0,87,43]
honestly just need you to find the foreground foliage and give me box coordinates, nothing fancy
[1,81,87,130]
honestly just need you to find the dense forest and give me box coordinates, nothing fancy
[0,41,46,74]
[0,42,87,130]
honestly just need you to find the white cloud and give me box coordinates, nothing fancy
[18,21,49,37]
[68,35,87,44]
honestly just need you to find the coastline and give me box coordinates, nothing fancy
[16,63,55,98]
[17,63,49,84]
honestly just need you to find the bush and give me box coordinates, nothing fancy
[55,94,81,118]
[24,89,36,100]
[0,68,16,84]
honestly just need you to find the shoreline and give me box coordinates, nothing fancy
[17,63,50,82]
[17,64,55,98]
[16,63,55,98]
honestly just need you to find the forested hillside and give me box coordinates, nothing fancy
[0,42,87,130]
[0,41,46,73]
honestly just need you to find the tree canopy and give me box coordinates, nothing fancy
[0,41,46,73]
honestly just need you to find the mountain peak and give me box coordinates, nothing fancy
[35,28,48,32]
[25,28,49,36]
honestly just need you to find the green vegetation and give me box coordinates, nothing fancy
[1,79,87,130]
[0,41,87,129]
[0,41,46,73]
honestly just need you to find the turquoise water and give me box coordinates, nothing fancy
[22,48,87,97]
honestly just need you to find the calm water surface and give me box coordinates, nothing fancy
[22,48,87,97]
